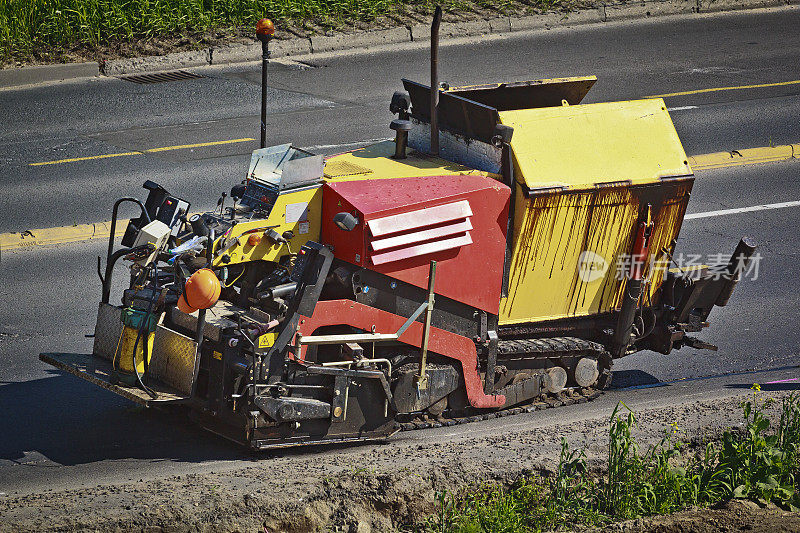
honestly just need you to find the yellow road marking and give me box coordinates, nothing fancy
[0,219,129,250]
[5,141,799,252]
[648,79,800,98]
[145,138,255,153]
[29,137,255,166]
[30,151,142,166]
[689,143,799,170]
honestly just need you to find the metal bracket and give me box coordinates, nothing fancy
[331,374,349,421]
[500,144,515,299]
[306,366,393,403]
[479,311,488,342]
[683,336,718,351]
[296,299,429,347]
[484,330,498,394]
[416,260,437,390]
[307,365,394,419]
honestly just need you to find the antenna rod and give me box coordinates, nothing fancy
[256,19,276,149]
[430,6,442,156]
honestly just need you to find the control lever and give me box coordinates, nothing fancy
[244,319,280,337]
[217,192,227,216]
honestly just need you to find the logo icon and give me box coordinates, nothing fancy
[577,250,609,282]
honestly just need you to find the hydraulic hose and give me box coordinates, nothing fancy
[130,264,158,399]
[100,243,153,304]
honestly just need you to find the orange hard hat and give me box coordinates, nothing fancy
[177,292,196,314]
[179,268,221,312]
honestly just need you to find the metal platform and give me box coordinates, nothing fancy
[40,352,189,406]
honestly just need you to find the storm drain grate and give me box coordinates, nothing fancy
[118,70,204,84]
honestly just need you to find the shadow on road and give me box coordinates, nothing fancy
[610,369,662,389]
[0,371,249,466]
[0,371,386,468]
[726,381,800,392]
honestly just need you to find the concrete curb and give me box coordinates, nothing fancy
[3,143,798,252]
[0,61,99,87]
[689,143,800,170]
[102,50,210,76]
[0,220,128,252]
[1,0,795,83]
[103,0,796,75]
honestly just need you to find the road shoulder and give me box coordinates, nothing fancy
[0,376,793,532]
[1,0,797,89]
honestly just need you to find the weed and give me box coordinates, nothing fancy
[417,388,800,532]
[603,402,640,518]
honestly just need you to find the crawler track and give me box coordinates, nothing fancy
[397,337,610,431]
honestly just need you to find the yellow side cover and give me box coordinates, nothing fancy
[498,98,691,190]
[498,99,693,325]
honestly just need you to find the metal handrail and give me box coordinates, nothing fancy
[100,198,150,304]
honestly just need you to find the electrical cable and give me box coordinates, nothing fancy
[639,306,658,340]
[223,266,246,288]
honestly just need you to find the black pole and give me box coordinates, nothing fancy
[430,6,442,156]
[190,229,215,399]
[260,38,269,149]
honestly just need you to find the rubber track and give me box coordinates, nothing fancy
[397,337,608,432]
[497,337,606,357]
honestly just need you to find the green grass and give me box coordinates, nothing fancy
[0,0,537,63]
[414,388,800,532]
[0,0,377,59]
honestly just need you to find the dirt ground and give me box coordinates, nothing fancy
[1,391,796,532]
[592,500,800,532]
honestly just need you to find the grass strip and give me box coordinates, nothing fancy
[413,386,800,532]
[1,0,554,64]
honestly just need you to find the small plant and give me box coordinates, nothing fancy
[417,390,800,532]
[545,438,597,527]
[603,402,641,518]
[711,387,800,509]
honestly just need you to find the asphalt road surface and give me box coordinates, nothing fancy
[1,6,799,232]
[1,5,799,497]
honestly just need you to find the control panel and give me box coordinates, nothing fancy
[241,179,279,215]
[122,180,190,245]
[156,197,190,236]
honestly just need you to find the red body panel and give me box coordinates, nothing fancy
[295,299,506,409]
[321,175,510,314]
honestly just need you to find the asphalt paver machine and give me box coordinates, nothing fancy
[41,13,756,449]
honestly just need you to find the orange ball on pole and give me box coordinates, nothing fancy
[256,18,275,38]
